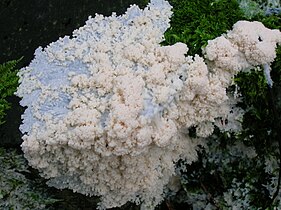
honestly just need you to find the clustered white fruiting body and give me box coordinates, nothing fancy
[16,0,281,209]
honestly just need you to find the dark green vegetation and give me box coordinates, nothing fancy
[163,0,244,55]
[0,58,21,125]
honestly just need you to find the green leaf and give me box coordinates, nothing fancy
[0,57,22,125]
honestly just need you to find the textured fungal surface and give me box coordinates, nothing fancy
[16,0,281,209]
[16,1,198,209]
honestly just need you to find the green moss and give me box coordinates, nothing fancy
[0,59,21,125]
[163,0,244,55]
[252,9,281,29]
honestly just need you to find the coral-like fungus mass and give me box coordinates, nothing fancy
[16,0,281,209]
